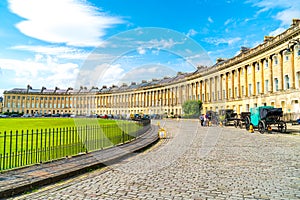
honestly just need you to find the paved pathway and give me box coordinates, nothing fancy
[12,119,300,200]
[0,125,158,198]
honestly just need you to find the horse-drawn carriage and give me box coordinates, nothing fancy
[234,112,251,128]
[219,109,237,126]
[244,106,287,133]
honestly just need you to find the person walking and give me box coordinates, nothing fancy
[199,114,204,126]
[203,114,207,126]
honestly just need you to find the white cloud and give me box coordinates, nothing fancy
[186,29,198,37]
[148,38,179,49]
[224,18,233,26]
[118,65,176,84]
[269,27,286,36]
[134,38,181,51]
[248,0,300,26]
[75,63,125,88]
[150,39,174,49]
[8,0,124,47]
[0,56,79,90]
[0,89,5,97]
[137,47,146,55]
[11,45,89,59]
[275,9,300,26]
[204,37,241,46]
[208,17,214,23]
[98,64,125,87]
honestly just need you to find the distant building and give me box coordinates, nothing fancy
[0,96,3,113]
[3,19,300,119]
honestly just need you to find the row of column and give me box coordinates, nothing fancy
[186,49,297,104]
[96,87,185,109]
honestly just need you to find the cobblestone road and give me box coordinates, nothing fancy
[13,119,300,200]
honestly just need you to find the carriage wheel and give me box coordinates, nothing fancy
[258,121,266,134]
[223,119,228,126]
[245,116,250,130]
[239,121,243,129]
[278,121,287,133]
[234,120,238,128]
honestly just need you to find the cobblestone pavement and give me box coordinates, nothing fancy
[13,119,300,200]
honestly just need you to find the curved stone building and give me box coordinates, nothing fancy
[3,19,300,119]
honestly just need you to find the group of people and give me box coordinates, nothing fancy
[199,113,211,126]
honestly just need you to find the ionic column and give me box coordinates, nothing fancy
[219,74,223,100]
[291,47,296,89]
[209,78,213,102]
[278,51,284,90]
[252,63,256,95]
[244,66,248,97]
[260,59,264,94]
[204,80,207,102]
[200,81,203,101]
[231,71,235,99]
[225,73,229,99]
[268,56,273,92]
[237,68,241,98]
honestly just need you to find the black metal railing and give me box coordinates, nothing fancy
[0,120,151,171]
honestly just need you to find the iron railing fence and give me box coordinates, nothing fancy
[0,120,150,171]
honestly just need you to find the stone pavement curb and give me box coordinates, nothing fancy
[0,125,159,199]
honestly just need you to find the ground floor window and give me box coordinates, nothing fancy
[284,75,290,89]
[248,84,252,96]
[265,80,269,92]
[297,71,300,89]
[274,78,279,91]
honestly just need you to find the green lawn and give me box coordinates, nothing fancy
[0,118,142,171]
[0,118,117,133]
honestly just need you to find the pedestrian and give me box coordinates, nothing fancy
[203,114,207,126]
[205,113,210,126]
[199,114,204,126]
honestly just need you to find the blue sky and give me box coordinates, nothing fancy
[0,0,299,95]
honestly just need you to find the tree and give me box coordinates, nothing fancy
[182,100,202,118]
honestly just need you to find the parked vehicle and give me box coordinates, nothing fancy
[0,114,8,118]
[234,112,251,128]
[244,106,286,133]
[107,114,114,119]
[219,109,237,126]
[11,114,21,117]
[99,114,108,119]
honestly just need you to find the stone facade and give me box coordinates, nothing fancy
[3,19,300,118]
[0,97,3,113]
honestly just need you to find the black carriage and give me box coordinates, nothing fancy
[219,109,237,126]
[244,106,287,133]
[234,112,251,128]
